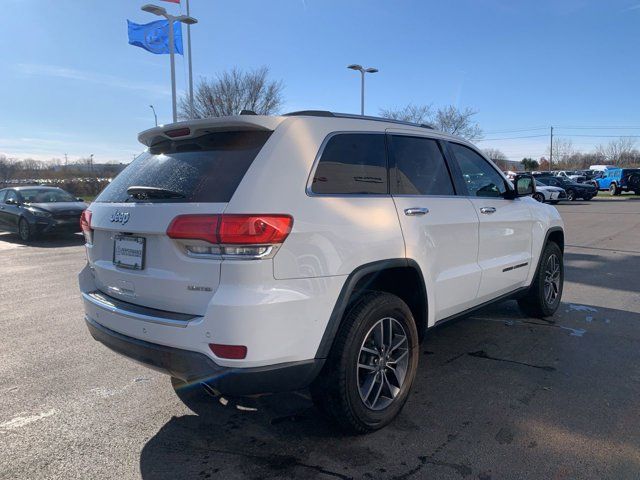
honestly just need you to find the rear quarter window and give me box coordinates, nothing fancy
[96,130,272,203]
[311,133,388,195]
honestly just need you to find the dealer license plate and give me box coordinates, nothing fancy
[113,235,145,270]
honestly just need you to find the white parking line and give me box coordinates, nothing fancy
[0,408,57,430]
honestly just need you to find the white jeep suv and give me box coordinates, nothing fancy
[79,111,564,433]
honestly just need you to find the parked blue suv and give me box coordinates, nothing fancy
[596,168,640,195]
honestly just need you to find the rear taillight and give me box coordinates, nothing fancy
[80,210,92,244]
[167,214,293,259]
[165,214,219,244]
[218,215,293,244]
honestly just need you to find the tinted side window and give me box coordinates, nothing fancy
[311,134,387,194]
[391,136,455,196]
[6,190,18,203]
[450,143,507,197]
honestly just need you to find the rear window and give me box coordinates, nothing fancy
[311,133,387,195]
[95,130,272,203]
[19,188,76,203]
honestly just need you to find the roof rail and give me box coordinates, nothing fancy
[284,110,435,130]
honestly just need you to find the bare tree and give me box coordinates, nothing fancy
[482,148,506,161]
[482,148,510,170]
[379,103,433,124]
[434,106,482,140]
[547,138,574,168]
[179,67,284,119]
[0,155,20,185]
[596,137,637,166]
[379,104,483,140]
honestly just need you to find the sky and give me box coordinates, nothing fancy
[2,0,640,164]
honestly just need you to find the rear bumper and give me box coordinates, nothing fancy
[85,316,324,396]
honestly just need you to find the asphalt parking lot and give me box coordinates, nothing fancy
[1,199,639,480]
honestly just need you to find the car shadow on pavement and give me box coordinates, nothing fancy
[564,250,640,294]
[0,232,84,248]
[139,298,640,480]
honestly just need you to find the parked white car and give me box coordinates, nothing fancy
[556,170,586,183]
[533,180,566,204]
[79,111,565,433]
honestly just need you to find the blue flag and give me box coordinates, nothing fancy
[127,19,183,55]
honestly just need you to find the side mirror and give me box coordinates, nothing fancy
[514,174,535,196]
[76,197,84,202]
[5,198,17,206]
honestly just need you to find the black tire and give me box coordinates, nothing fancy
[311,291,419,434]
[549,200,560,205]
[518,242,563,318]
[566,189,576,201]
[583,194,593,201]
[18,218,33,242]
[609,183,620,196]
[533,192,545,203]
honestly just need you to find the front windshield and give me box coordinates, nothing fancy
[19,188,76,203]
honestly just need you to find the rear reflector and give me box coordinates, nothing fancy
[209,343,247,359]
[80,210,92,243]
[167,214,293,245]
[165,127,191,138]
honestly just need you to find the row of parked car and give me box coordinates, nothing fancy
[506,167,640,202]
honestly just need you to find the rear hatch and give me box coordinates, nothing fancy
[86,128,273,316]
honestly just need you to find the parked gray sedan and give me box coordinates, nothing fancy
[0,186,87,242]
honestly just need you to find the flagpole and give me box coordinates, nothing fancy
[139,4,197,123]
[186,0,194,118]
[168,18,177,123]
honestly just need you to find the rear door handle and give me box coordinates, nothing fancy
[480,207,496,214]
[404,207,429,216]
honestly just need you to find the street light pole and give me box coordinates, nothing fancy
[347,64,378,115]
[186,0,194,118]
[141,4,198,124]
[149,105,158,126]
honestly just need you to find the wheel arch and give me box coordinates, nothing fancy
[314,259,428,359]
[546,227,564,252]
[527,226,564,288]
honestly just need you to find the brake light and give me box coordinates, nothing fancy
[80,210,92,244]
[166,215,219,244]
[209,343,247,360]
[165,127,191,138]
[218,215,293,244]
[167,214,293,258]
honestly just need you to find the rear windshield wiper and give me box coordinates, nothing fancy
[126,186,186,200]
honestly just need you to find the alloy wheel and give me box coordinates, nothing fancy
[357,317,409,411]
[19,220,30,241]
[544,254,561,306]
